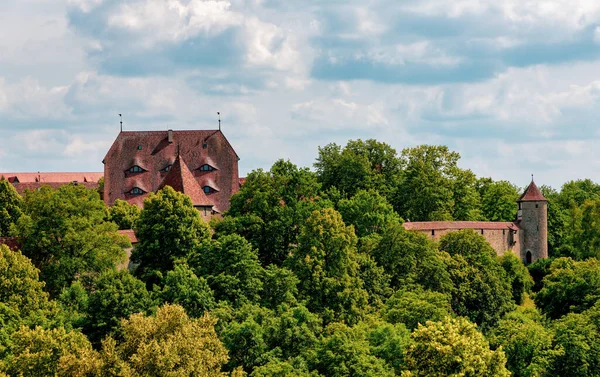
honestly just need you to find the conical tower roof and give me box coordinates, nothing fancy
[157,154,213,207]
[518,179,547,202]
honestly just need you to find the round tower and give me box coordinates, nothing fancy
[516,179,548,264]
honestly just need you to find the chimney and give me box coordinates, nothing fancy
[168,129,173,144]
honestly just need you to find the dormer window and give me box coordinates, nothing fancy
[161,164,173,173]
[198,164,216,172]
[203,186,217,194]
[127,165,145,174]
[129,187,145,196]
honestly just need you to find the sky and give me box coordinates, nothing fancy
[1,0,600,189]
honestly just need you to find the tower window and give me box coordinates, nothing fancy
[536,204,539,208]
[198,164,216,172]
[129,187,145,196]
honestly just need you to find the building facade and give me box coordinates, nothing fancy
[403,180,548,264]
[103,129,240,218]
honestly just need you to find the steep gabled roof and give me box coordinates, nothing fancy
[518,180,547,202]
[157,154,212,207]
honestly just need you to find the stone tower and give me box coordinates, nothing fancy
[516,179,548,264]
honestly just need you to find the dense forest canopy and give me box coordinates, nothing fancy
[2,140,600,376]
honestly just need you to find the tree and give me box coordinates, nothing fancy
[111,304,230,377]
[16,185,128,296]
[156,263,215,318]
[403,317,510,377]
[395,145,460,221]
[261,264,299,309]
[384,287,453,330]
[337,189,400,237]
[286,208,368,324]
[372,223,452,293]
[498,253,533,305]
[557,179,600,209]
[488,308,556,377]
[534,257,600,319]
[132,186,211,283]
[440,230,514,329]
[0,179,22,237]
[107,199,141,230]
[314,139,401,199]
[191,234,264,306]
[83,269,154,344]
[478,179,519,222]
[3,326,97,377]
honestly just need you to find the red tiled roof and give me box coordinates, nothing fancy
[12,182,99,195]
[157,154,212,207]
[118,229,138,244]
[0,172,103,183]
[0,237,21,251]
[518,180,547,202]
[403,221,519,231]
[103,130,239,212]
[239,177,246,186]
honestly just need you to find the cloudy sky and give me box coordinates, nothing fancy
[1,0,600,188]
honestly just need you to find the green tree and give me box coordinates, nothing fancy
[156,263,215,318]
[498,253,533,305]
[107,199,141,230]
[16,185,128,295]
[403,317,510,377]
[0,179,22,237]
[286,208,368,324]
[488,308,556,377]
[191,234,264,306]
[315,139,401,199]
[451,168,482,221]
[83,270,154,344]
[337,189,400,237]
[440,230,515,329]
[372,222,452,293]
[557,179,600,209]
[384,287,453,330]
[261,264,299,309]
[534,257,600,319]
[479,179,519,222]
[132,186,211,284]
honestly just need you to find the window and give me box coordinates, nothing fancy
[536,204,539,208]
[202,143,208,149]
[160,164,172,173]
[526,251,532,264]
[198,164,215,171]
[431,230,435,236]
[481,229,484,235]
[129,187,144,196]
[127,165,144,174]
[137,145,143,150]
[203,186,217,194]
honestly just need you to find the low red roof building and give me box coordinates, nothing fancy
[0,172,102,194]
[103,129,240,215]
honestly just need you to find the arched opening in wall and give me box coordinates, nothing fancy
[526,251,532,265]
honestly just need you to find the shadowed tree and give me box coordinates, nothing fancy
[0,179,22,237]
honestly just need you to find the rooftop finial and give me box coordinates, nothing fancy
[531,173,534,182]
[119,114,123,132]
[217,112,221,131]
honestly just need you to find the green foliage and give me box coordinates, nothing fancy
[191,234,264,306]
[83,269,154,344]
[372,222,452,293]
[440,230,515,329]
[499,253,534,305]
[488,308,556,377]
[107,199,141,230]
[133,186,211,283]
[0,179,22,237]
[261,264,299,309]
[156,263,215,318]
[338,189,400,237]
[534,257,600,319]
[403,317,510,377]
[16,185,128,296]
[479,179,519,221]
[384,287,453,330]
[286,208,368,324]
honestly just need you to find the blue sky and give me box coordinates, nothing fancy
[1,0,600,189]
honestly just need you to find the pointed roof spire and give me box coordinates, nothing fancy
[157,154,212,207]
[518,178,547,202]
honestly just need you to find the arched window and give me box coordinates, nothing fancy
[129,187,145,196]
[127,165,144,174]
[198,164,216,172]
[526,251,532,264]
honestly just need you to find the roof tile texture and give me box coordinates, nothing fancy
[157,154,212,207]
[518,181,547,202]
